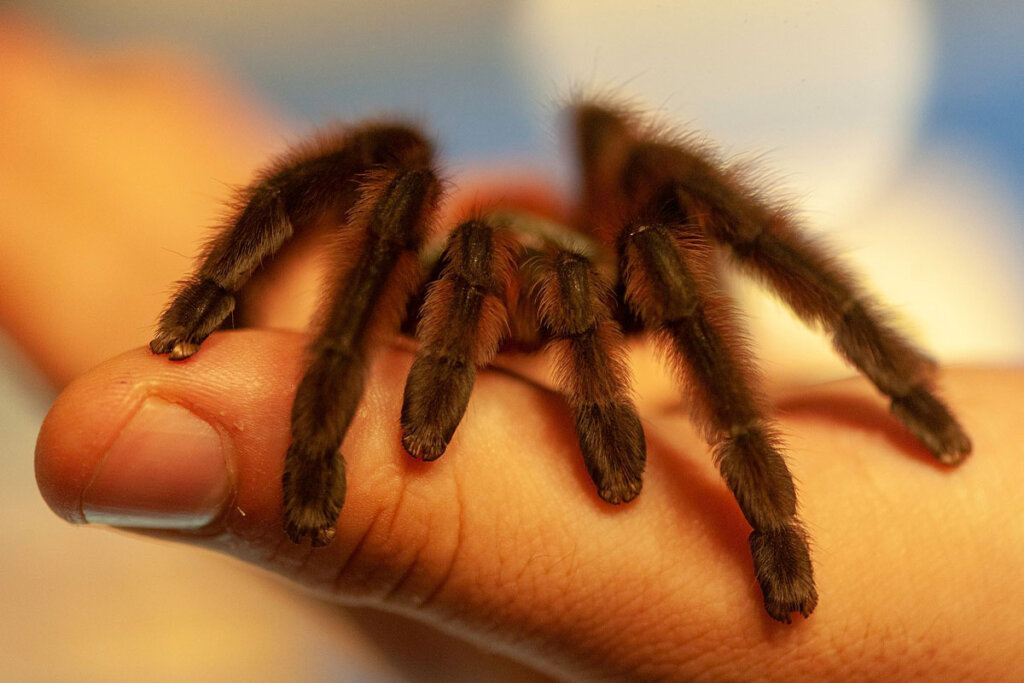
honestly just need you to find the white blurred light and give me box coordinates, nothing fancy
[512,0,932,221]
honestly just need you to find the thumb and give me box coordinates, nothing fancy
[35,329,569,590]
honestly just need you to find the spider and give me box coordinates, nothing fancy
[150,101,972,623]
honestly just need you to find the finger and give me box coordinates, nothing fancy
[34,331,1024,679]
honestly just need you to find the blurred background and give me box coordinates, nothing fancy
[1,1,1021,680]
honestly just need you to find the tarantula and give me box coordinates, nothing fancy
[150,101,972,623]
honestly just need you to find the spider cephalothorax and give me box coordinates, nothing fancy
[151,101,971,623]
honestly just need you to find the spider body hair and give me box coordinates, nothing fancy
[618,218,812,620]
[151,123,433,360]
[535,248,646,504]
[596,108,970,464]
[151,101,971,621]
[284,165,441,546]
[401,218,518,461]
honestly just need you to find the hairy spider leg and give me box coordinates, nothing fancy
[284,167,442,546]
[401,214,647,505]
[533,247,646,504]
[150,123,440,545]
[574,102,817,621]
[682,180,973,463]
[400,218,519,460]
[610,111,972,465]
[151,123,433,359]
[572,102,635,248]
[617,216,817,622]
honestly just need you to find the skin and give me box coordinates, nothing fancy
[6,16,1024,681]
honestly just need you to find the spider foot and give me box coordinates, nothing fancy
[168,341,201,360]
[575,403,647,505]
[151,278,235,360]
[598,478,642,505]
[401,430,446,462]
[749,526,818,623]
[149,331,196,358]
[891,386,973,465]
[284,516,336,547]
[281,441,346,547]
[400,352,476,462]
[149,335,201,361]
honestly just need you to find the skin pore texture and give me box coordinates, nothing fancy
[6,17,1023,681]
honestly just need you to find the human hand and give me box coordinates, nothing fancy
[35,334,1023,679]
[9,16,1023,681]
